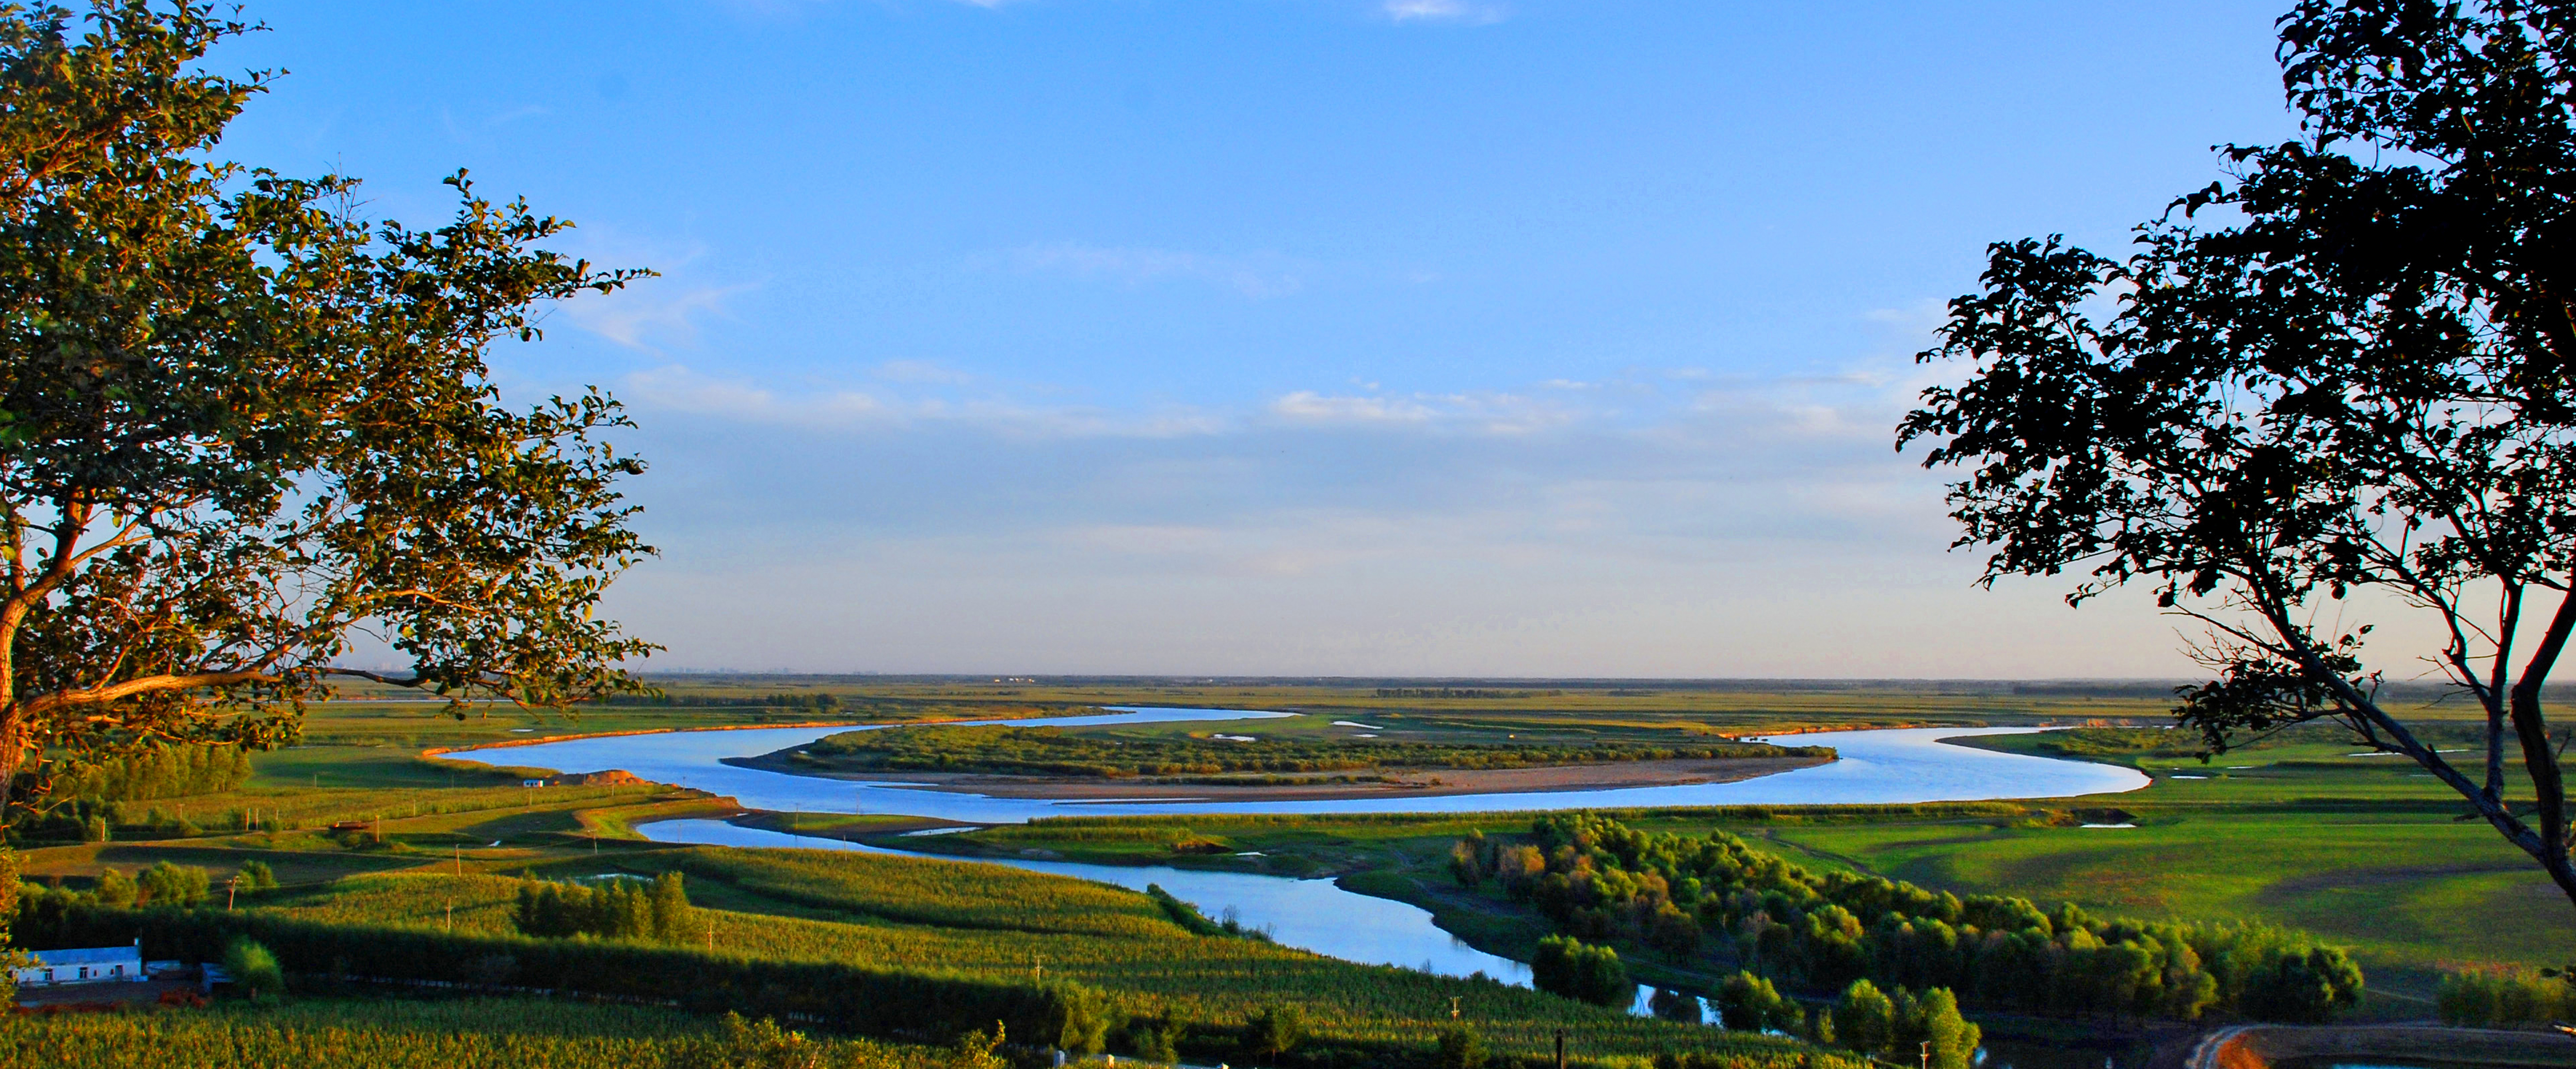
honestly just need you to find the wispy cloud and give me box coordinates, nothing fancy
[1382,0,1507,25]
[565,281,757,351]
[598,357,2207,677]
[1001,242,1309,299]
[1268,390,1575,434]
[622,365,884,421]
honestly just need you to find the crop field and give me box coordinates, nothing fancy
[170,842,1795,1063]
[0,995,941,1069]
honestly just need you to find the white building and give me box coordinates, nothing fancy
[13,940,145,987]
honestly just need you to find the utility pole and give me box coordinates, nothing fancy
[226,875,238,911]
[446,903,453,933]
[1450,997,1460,1020]
[1920,1041,1931,1069]
[1553,1029,1566,1069]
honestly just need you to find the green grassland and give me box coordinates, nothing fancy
[12,679,2559,1056]
[898,721,2570,1017]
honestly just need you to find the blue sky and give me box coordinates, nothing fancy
[220,1,2301,676]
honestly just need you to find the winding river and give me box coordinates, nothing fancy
[445,709,2148,1023]
[448,708,2147,821]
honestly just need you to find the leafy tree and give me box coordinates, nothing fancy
[0,2,655,818]
[1650,986,1704,1023]
[223,936,283,1002]
[1903,988,1980,1069]
[136,859,206,905]
[1833,980,1894,1060]
[2241,946,2367,1023]
[0,848,20,1004]
[90,864,133,906]
[1045,982,1111,1056]
[1433,1025,1488,1069]
[1530,934,1631,1008]
[1716,971,1795,1032]
[1242,1004,1305,1064]
[1898,0,2576,906]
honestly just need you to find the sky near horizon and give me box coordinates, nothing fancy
[217,1,2310,676]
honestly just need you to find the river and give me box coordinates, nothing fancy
[447,708,2147,821]
[446,710,2148,1026]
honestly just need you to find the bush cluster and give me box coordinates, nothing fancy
[1454,814,2362,1023]
[1530,935,1630,1007]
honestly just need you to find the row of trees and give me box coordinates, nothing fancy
[2436,966,2576,1028]
[800,724,1830,779]
[48,744,251,802]
[1697,975,1978,1069]
[1454,815,2362,1022]
[513,872,696,942]
[14,859,263,912]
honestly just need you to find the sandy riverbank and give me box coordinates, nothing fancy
[717,753,1834,803]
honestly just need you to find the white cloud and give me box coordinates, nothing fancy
[1383,0,1506,25]
[1271,391,1437,424]
[622,365,883,422]
[590,359,2226,676]
[567,282,755,351]
[1001,242,1308,299]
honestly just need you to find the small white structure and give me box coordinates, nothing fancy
[13,940,145,987]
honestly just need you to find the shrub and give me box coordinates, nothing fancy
[137,861,210,906]
[224,938,285,1002]
[237,860,279,892]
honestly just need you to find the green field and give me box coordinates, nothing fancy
[0,995,945,1069]
[894,718,2565,1016]
[10,678,2561,1062]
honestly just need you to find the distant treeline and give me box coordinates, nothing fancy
[1374,688,1564,699]
[2031,722,2501,761]
[786,725,1832,779]
[51,743,251,801]
[600,692,1114,721]
[1452,814,2362,1024]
